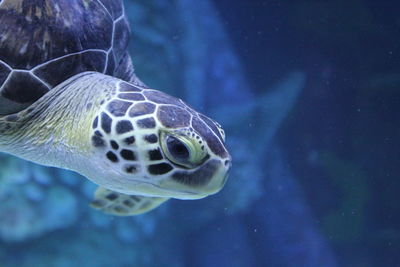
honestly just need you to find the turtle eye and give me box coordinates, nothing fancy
[166,136,190,161]
[161,132,207,168]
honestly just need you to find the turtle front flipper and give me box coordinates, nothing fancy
[90,187,169,216]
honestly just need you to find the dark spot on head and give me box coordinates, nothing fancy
[192,116,228,158]
[118,93,145,101]
[116,120,133,134]
[106,151,119,162]
[157,105,190,128]
[106,192,119,201]
[148,148,163,161]
[128,102,156,117]
[119,82,142,92]
[107,100,132,117]
[148,163,173,175]
[92,135,105,147]
[136,117,156,129]
[120,149,136,161]
[110,140,119,150]
[92,116,98,129]
[143,90,184,106]
[124,136,135,145]
[172,159,220,186]
[125,164,138,174]
[144,134,158,144]
[101,112,112,134]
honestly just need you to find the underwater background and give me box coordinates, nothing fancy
[0,0,398,266]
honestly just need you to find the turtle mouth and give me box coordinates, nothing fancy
[117,158,230,200]
[124,180,205,199]
[156,158,231,199]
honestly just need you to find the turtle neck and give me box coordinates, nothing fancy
[0,72,116,170]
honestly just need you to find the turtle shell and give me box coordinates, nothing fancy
[0,0,131,114]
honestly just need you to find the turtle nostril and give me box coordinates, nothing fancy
[224,159,231,168]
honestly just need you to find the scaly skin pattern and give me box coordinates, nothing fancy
[0,73,104,166]
[0,72,112,168]
[0,72,231,200]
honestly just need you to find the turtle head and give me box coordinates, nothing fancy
[89,81,231,199]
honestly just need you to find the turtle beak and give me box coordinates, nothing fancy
[221,158,232,185]
[200,157,231,196]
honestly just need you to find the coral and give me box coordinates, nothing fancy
[0,159,79,242]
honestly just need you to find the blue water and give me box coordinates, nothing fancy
[1,1,398,266]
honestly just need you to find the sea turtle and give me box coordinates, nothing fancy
[0,0,231,216]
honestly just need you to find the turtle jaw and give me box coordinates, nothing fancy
[84,156,231,200]
[155,157,232,200]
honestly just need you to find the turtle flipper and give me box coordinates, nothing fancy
[90,187,169,216]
